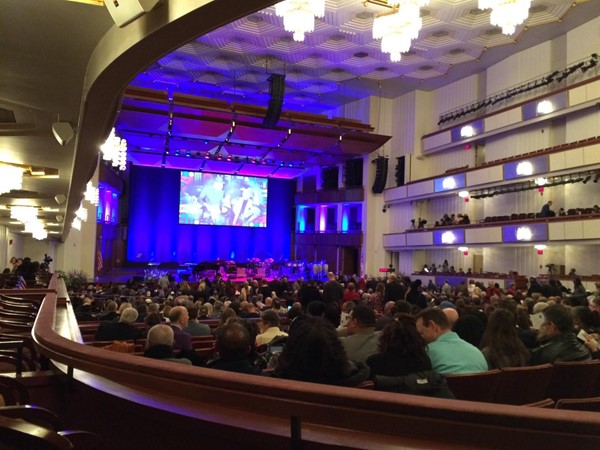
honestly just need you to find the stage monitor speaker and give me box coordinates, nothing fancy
[263,74,285,128]
[105,0,162,28]
[395,156,406,186]
[371,156,388,194]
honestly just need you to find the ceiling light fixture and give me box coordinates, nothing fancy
[10,205,38,224]
[0,164,23,195]
[24,219,47,240]
[275,0,325,42]
[478,0,531,35]
[373,1,429,62]
[100,128,128,171]
[84,181,99,205]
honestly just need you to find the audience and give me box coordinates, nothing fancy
[95,308,143,341]
[480,309,530,369]
[255,310,288,347]
[208,320,262,374]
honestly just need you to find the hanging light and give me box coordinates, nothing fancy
[275,0,325,42]
[100,128,127,171]
[75,204,88,222]
[373,1,429,62]
[24,219,47,240]
[10,205,38,224]
[72,217,82,231]
[478,0,531,35]
[84,181,99,205]
[0,165,23,195]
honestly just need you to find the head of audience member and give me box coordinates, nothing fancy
[533,301,549,314]
[452,313,486,348]
[259,310,281,333]
[538,305,574,341]
[105,301,117,312]
[169,306,189,329]
[146,324,174,349]
[144,312,162,330]
[588,295,600,313]
[394,300,413,315]
[480,308,529,368]
[186,305,199,323]
[382,301,395,317]
[119,308,139,324]
[347,304,376,335]
[274,316,351,385]
[117,302,131,315]
[307,300,327,317]
[215,320,252,360]
[442,307,459,327]
[415,308,451,344]
[219,307,237,325]
[378,314,428,365]
[572,305,600,332]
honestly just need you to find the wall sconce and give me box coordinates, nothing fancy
[442,177,457,190]
[441,231,456,244]
[458,190,470,202]
[516,161,533,176]
[458,246,469,255]
[536,100,554,115]
[460,125,475,138]
[534,244,546,255]
[516,226,533,241]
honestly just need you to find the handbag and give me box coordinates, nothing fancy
[374,370,455,399]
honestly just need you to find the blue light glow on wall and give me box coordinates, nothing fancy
[127,166,295,263]
[298,206,306,232]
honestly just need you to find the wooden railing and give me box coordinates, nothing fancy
[31,275,600,449]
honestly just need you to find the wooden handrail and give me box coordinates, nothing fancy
[31,276,600,449]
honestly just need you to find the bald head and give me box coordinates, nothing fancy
[443,308,459,327]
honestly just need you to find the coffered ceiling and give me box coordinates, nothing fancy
[1,0,599,241]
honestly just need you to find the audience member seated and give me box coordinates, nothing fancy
[530,305,591,365]
[208,320,262,374]
[271,316,369,387]
[367,314,454,399]
[168,306,193,352]
[143,324,192,365]
[75,295,96,322]
[540,200,556,217]
[415,308,488,375]
[94,308,143,341]
[183,305,211,336]
[480,309,530,369]
[98,300,118,322]
[340,304,380,363]
[255,310,288,347]
[452,313,486,348]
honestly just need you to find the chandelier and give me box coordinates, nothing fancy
[10,205,38,224]
[479,0,532,35]
[101,128,127,171]
[373,1,429,62]
[24,219,47,240]
[0,165,23,195]
[275,0,325,42]
[75,203,88,222]
[84,181,99,205]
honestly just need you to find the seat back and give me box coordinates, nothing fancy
[556,396,600,412]
[445,369,500,402]
[0,376,30,406]
[493,364,554,405]
[546,360,600,400]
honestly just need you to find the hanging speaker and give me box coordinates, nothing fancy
[263,74,285,128]
[371,156,388,194]
[395,156,405,187]
[104,0,162,28]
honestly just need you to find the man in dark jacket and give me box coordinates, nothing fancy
[94,308,143,341]
[208,320,262,374]
[531,304,591,365]
[383,274,405,303]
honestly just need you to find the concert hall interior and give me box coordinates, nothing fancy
[3,0,600,448]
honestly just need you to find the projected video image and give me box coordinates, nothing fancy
[179,172,268,227]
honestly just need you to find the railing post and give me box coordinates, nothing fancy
[291,415,302,450]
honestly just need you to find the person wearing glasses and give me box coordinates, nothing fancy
[530,305,591,365]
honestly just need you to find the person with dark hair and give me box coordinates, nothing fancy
[540,200,555,217]
[452,313,486,348]
[255,310,288,346]
[415,308,487,375]
[367,314,454,398]
[272,317,369,386]
[570,277,588,307]
[367,314,431,377]
[322,272,344,305]
[405,279,428,310]
[184,305,211,336]
[530,305,591,365]
[208,320,262,374]
[480,309,530,369]
[383,274,405,303]
[340,304,379,362]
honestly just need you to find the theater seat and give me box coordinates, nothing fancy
[493,364,553,405]
[546,360,600,401]
[555,396,600,412]
[445,369,500,402]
